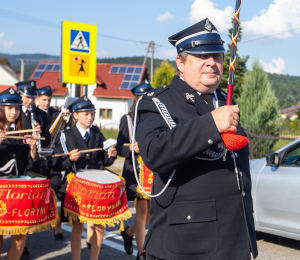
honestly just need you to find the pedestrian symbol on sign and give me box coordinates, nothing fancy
[70,30,90,53]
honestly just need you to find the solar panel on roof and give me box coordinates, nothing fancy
[37,64,46,70]
[126,67,134,73]
[118,67,126,73]
[110,66,119,73]
[32,71,43,79]
[129,82,137,89]
[53,64,60,71]
[120,82,129,89]
[134,67,142,74]
[45,64,54,71]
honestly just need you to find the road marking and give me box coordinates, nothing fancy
[61,223,138,256]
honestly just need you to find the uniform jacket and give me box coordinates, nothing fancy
[44,107,60,130]
[22,107,51,148]
[116,114,140,182]
[0,138,40,176]
[52,125,116,175]
[136,76,258,260]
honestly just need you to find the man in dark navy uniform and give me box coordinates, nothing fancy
[36,85,60,130]
[16,80,51,148]
[136,18,258,260]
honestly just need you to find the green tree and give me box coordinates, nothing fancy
[237,60,281,158]
[220,23,249,100]
[0,57,11,68]
[152,60,176,89]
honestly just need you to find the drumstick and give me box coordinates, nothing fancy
[5,129,37,135]
[124,143,138,146]
[6,136,45,140]
[52,148,103,158]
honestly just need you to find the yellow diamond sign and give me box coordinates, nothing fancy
[61,21,97,85]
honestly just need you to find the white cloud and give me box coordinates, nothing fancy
[242,0,300,38]
[156,12,175,23]
[189,0,233,32]
[260,58,285,74]
[97,49,108,58]
[161,48,177,58]
[0,32,14,51]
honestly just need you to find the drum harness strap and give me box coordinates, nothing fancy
[0,159,19,177]
[60,132,77,173]
[132,96,241,198]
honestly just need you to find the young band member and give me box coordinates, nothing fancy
[51,96,117,260]
[16,80,50,148]
[36,85,59,130]
[0,88,40,260]
[116,80,153,260]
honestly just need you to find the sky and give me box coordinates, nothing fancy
[1,0,300,76]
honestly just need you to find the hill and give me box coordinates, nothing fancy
[1,54,299,109]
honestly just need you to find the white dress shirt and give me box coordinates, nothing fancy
[76,123,90,140]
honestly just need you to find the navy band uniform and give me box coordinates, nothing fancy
[136,18,258,260]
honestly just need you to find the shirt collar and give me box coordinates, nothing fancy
[22,106,28,113]
[5,123,16,130]
[197,91,219,109]
[76,123,90,139]
[38,106,48,114]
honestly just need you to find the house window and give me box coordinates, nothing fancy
[75,85,88,97]
[99,109,112,119]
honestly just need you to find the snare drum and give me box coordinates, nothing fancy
[64,169,132,227]
[0,174,57,235]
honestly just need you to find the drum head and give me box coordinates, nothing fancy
[76,170,120,184]
[0,175,45,181]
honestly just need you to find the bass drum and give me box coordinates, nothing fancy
[0,171,46,181]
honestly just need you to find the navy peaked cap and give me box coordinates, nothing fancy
[168,18,225,54]
[68,96,95,113]
[16,80,38,97]
[38,85,52,96]
[131,80,154,96]
[0,87,22,106]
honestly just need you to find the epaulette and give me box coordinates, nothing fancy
[145,85,169,98]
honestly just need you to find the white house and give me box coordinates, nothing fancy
[0,64,19,91]
[29,61,148,129]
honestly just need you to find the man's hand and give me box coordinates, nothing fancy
[69,149,81,162]
[129,142,139,154]
[211,105,239,133]
[107,147,117,158]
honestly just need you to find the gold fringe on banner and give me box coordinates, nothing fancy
[64,208,132,227]
[0,187,58,236]
[135,156,151,200]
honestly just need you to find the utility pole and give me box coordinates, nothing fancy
[16,58,27,81]
[139,41,161,83]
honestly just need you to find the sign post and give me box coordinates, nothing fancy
[61,21,97,85]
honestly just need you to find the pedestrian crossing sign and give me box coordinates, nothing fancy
[61,21,97,85]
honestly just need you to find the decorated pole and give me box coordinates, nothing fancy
[220,0,249,151]
[227,0,241,105]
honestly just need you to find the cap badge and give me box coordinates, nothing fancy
[185,93,195,102]
[145,79,149,84]
[83,96,88,101]
[147,92,154,97]
[204,18,212,31]
[3,99,7,102]
[9,88,15,95]
[31,81,34,86]
[140,88,144,92]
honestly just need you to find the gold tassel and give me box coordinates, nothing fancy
[120,221,125,231]
[67,172,75,183]
[132,198,137,207]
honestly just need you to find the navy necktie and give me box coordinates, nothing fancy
[201,93,215,111]
[85,132,89,144]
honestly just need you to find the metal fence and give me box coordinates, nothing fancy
[247,128,300,160]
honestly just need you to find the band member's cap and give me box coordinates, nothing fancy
[168,18,225,54]
[16,80,38,98]
[37,85,52,96]
[131,80,154,96]
[68,96,96,113]
[0,87,22,106]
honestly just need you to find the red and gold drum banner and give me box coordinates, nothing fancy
[64,174,132,226]
[136,156,153,200]
[0,179,57,235]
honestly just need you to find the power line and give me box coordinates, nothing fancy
[0,8,153,44]
[240,27,300,44]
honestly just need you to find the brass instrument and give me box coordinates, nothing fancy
[29,104,42,156]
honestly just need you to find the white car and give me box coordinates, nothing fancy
[250,138,300,240]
